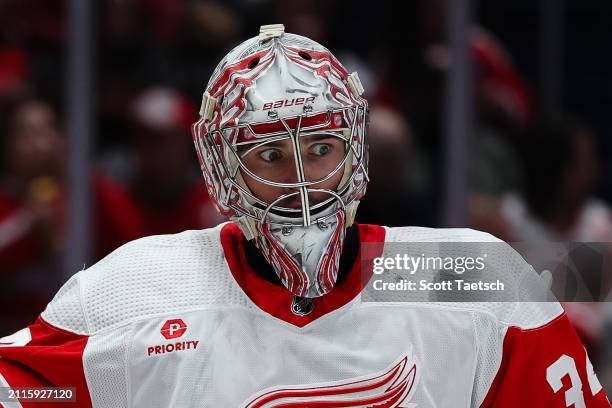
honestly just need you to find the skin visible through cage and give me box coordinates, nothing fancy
[238,132,347,211]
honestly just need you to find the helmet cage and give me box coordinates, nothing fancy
[194,104,368,227]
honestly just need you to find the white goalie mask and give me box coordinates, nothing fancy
[192,24,369,298]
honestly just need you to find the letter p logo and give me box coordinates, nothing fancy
[161,319,187,339]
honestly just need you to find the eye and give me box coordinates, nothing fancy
[311,143,331,156]
[258,148,283,162]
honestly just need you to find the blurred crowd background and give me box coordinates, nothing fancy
[1,0,612,392]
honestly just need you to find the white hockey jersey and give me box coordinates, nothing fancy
[0,222,609,407]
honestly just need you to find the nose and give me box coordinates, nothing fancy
[281,169,300,185]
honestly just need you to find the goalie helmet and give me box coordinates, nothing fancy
[192,24,368,298]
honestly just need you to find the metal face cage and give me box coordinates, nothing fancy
[194,104,368,227]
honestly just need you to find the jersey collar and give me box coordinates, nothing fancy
[220,222,385,328]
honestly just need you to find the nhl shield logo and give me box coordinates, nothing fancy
[291,296,314,316]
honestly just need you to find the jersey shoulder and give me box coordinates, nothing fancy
[380,225,563,330]
[41,222,246,335]
[383,225,502,243]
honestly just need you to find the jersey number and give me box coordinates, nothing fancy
[546,354,603,407]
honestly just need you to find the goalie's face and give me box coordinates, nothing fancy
[239,133,346,208]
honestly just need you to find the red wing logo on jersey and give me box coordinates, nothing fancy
[242,355,418,408]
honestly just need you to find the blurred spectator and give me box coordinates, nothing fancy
[381,0,534,229]
[0,98,141,333]
[0,99,66,272]
[97,0,241,151]
[126,87,224,237]
[503,118,612,242]
[357,106,434,227]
